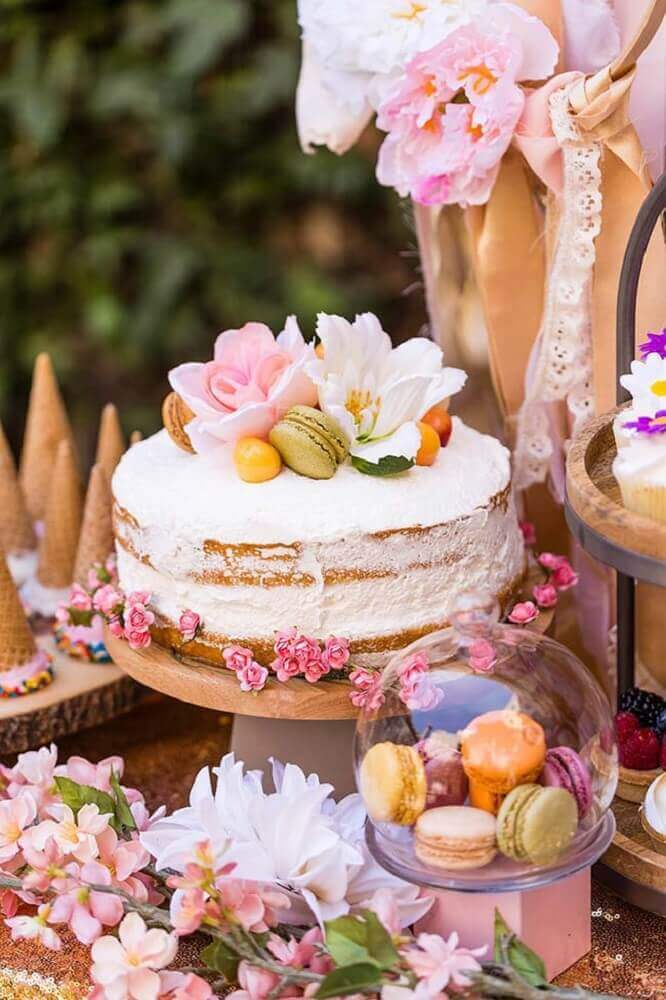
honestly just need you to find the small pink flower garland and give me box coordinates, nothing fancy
[221,630,351,694]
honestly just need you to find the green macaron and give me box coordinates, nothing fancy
[269,406,349,480]
[497,784,578,866]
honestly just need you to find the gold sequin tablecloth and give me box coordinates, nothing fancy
[0,696,664,999]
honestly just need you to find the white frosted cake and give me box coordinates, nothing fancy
[112,313,525,669]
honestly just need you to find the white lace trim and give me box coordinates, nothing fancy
[513,85,602,492]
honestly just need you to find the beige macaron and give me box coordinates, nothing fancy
[415,806,497,871]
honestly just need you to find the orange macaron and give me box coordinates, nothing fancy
[461,710,546,814]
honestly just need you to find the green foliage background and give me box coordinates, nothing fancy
[0,0,425,460]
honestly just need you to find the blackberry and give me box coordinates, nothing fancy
[618,687,665,729]
[655,706,666,740]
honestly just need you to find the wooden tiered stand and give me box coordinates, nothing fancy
[565,172,666,915]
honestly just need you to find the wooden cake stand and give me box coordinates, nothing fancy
[106,596,553,796]
[566,408,666,915]
[0,635,142,756]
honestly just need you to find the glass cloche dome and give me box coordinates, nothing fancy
[354,598,618,892]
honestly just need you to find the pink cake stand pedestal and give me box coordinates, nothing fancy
[416,870,591,980]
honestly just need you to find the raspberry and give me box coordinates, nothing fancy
[618,687,665,729]
[614,711,640,743]
[619,728,660,771]
[661,737,666,771]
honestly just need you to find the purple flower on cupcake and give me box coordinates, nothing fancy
[639,328,666,359]
[622,410,666,435]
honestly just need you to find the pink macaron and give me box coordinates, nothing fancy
[540,747,592,818]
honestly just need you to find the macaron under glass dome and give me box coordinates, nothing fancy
[355,599,618,892]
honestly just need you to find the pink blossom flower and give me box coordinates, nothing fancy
[125,602,154,634]
[272,653,303,683]
[48,871,124,945]
[400,674,443,712]
[159,972,213,1000]
[178,610,201,643]
[126,627,152,650]
[533,582,558,609]
[5,743,58,808]
[90,912,177,1000]
[223,645,255,673]
[237,662,269,693]
[538,552,567,570]
[108,614,124,638]
[229,962,279,1000]
[507,601,539,625]
[367,889,401,939]
[81,825,150,900]
[169,320,317,451]
[21,838,71,895]
[468,639,497,673]
[170,887,207,936]
[23,803,110,863]
[7,903,62,951]
[267,926,330,973]
[0,889,18,918]
[349,668,385,712]
[551,560,579,591]
[55,603,70,625]
[69,583,93,612]
[404,931,486,995]
[323,636,350,670]
[215,880,287,933]
[59,755,124,792]
[93,584,124,616]
[0,795,36,864]
[519,520,537,545]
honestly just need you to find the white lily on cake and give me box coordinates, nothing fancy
[308,312,466,474]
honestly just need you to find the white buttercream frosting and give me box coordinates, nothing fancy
[20,577,69,618]
[7,549,38,588]
[112,419,525,658]
[643,772,666,837]
[613,434,666,488]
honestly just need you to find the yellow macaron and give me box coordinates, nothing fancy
[360,742,427,826]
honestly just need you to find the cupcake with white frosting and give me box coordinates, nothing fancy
[641,772,666,855]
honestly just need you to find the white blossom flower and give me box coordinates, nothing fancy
[308,312,466,467]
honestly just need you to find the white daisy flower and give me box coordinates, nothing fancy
[620,353,666,415]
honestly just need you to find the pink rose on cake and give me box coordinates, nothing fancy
[169,319,317,452]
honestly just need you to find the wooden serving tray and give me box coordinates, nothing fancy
[0,636,141,755]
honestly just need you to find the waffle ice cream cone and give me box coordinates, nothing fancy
[0,550,38,669]
[0,421,36,554]
[19,353,76,522]
[73,464,113,584]
[95,403,125,482]
[37,440,83,589]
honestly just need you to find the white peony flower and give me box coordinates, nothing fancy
[308,312,466,468]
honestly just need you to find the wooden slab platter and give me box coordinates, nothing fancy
[566,406,666,586]
[105,587,554,724]
[0,636,142,755]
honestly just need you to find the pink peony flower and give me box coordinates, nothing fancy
[349,668,385,712]
[519,520,537,545]
[126,627,153,650]
[538,552,567,570]
[0,795,37,864]
[108,614,124,638]
[292,634,321,666]
[533,582,558,609]
[7,902,61,951]
[168,319,317,451]
[272,653,303,683]
[507,601,539,625]
[93,584,124,616]
[397,652,429,687]
[322,636,350,670]
[274,628,297,657]
[90,912,177,1000]
[127,590,150,606]
[551,560,579,591]
[400,673,443,712]
[223,645,255,673]
[468,638,497,673]
[237,662,269,693]
[302,655,330,684]
[159,971,214,1000]
[69,583,92,612]
[125,602,154,633]
[404,931,486,994]
[178,610,201,643]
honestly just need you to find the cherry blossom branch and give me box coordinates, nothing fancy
[469,967,622,1000]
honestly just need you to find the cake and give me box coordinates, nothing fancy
[111,312,525,670]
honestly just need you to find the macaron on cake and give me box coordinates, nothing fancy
[461,710,547,815]
[269,405,349,479]
[360,742,427,826]
[497,784,578,866]
[540,747,593,819]
[415,806,497,871]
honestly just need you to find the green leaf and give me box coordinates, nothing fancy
[54,777,118,827]
[316,964,382,999]
[493,910,547,987]
[110,769,136,832]
[351,455,414,477]
[201,940,239,982]
[325,911,398,971]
